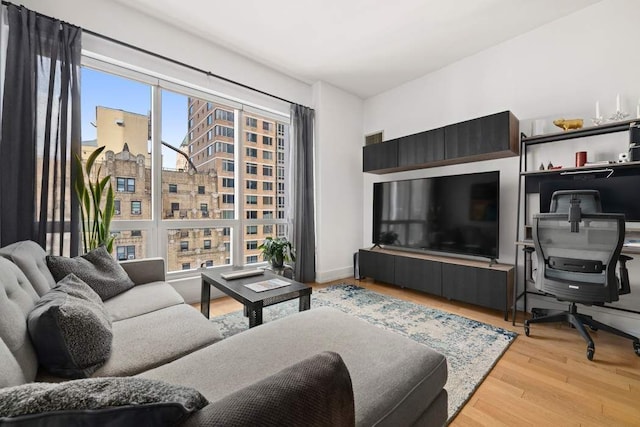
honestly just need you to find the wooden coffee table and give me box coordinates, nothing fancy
[200,269,312,328]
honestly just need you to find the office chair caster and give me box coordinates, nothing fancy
[587,345,595,361]
[634,341,640,357]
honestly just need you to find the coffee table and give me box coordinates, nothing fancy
[200,269,312,328]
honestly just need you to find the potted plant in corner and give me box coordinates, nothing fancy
[258,236,295,269]
[74,146,115,253]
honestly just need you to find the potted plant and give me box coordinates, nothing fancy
[74,146,116,253]
[258,237,295,268]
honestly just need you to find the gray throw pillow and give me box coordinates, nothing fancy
[27,274,113,378]
[0,377,208,426]
[46,246,135,300]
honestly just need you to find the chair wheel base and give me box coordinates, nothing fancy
[634,341,640,357]
[587,346,595,361]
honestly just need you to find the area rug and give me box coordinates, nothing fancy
[210,284,517,421]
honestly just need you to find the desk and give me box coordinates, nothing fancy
[512,238,640,324]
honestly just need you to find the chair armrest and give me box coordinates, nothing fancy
[119,257,165,285]
[618,255,633,295]
[181,351,355,427]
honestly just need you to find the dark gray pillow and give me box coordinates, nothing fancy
[27,274,113,378]
[0,377,208,426]
[47,246,135,300]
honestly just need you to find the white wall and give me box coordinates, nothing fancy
[19,0,311,107]
[362,0,640,335]
[313,82,364,282]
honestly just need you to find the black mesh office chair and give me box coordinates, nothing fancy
[525,190,640,360]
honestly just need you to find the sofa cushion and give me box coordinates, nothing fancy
[0,240,56,297]
[182,352,355,427]
[91,304,222,377]
[28,274,113,378]
[0,338,27,388]
[0,377,208,426]
[47,246,135,301]
[139,306,448,426]
[0,257,40,383]
[104,281,184,321]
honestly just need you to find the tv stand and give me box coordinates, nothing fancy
[358,248,514,320]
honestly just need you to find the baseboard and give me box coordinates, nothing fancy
[315,266,353,283]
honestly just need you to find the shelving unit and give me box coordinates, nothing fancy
[512,117,640,324]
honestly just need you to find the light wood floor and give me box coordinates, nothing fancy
[198,277,640,426]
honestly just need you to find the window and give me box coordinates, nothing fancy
[263,196,273,205]
[204,240,211,249]
[222,159,234,172]
[246,240,258,250]
[246,195,258,205]
[246,255,258,264]
[114,200,121,215]
[263,211,273,219]
[215,109,233,121]
[116,245,136,261]
[116,177,135,193]
[263,166,273,177]
[182,263,191,270]
[82,67,290,274]
[263,225,273,234]
[215,125,234,138]
[205,260,214,267]
[131,201,142,215]
[246,163,257,174]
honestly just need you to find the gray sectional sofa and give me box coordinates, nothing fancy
[0,240,448,426]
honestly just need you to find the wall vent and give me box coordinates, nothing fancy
[364,131,383,146]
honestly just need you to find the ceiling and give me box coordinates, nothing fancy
[114,0,602,99]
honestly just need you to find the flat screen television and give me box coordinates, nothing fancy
[372,171,500,259]
[539,176,640,221]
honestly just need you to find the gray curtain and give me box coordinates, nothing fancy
[291,104,316,282]
[0,3,81,256]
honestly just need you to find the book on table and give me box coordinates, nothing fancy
[245,278,290,292]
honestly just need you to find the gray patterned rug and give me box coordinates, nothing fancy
[210,284,517,421]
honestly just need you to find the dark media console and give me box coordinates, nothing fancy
[358,248,514,320]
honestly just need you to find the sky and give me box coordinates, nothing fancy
[81,67,187,167]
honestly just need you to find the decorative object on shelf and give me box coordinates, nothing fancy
[539,163,545,170]
[258,236,295,269]
[549,165,562,170]
[619,152,629,163]
[609,94,629,122]
[531,119,545,136]
[553,118,583,131]
[575,151,587,167]
[547,161,554,170]
[592,101,604,126]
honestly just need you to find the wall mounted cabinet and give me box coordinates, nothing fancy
[363,111,519,174]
